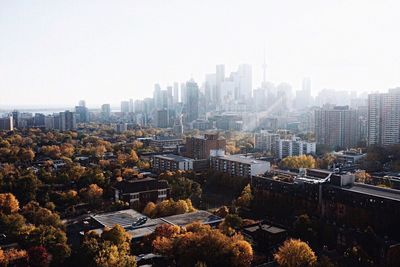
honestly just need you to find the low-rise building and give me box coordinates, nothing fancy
[185,133,226,160]
[149,136,184,149]
[153,154,194,173]
[113,177,170,209]
[210,154,270,178]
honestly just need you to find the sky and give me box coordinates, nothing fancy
[1,0,400,108]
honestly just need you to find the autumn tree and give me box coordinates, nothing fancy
[21,201,63,229]
[28,246,50,267]
[143,202,157,218]
[0,193,19,214]
[152,222,253,267]
[80,184,103,204]
[19,225,71,265]
[236,184,253,208]
[280,155,316,169]
[274,239,317,267]
[77,225,136,267]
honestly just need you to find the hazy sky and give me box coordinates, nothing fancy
[1,0,400,107]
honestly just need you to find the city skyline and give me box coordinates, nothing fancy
[1,0,400,107]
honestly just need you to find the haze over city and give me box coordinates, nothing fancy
[1,0,400,107]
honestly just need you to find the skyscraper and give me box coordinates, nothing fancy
[216,64,225,103]
[315,105,359,149]
[185,80,199,123]
[367,88,400,146]
[237,64,252,100]
[173,82,179,104]
[121,101,130,113]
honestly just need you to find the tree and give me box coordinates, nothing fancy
[274,239,317,267]
[280,155,316,170]
[143,202,156,218]
[21,201,63,229]
[0,213,26,240]
[80,184,103,204]
[15,172,41,204]
[0,248,28,266]
[236,184,253,208]
[28,246,50,267]
[0,193,19,214]
[78,226,136,267]
[19,225,71,265]
[152,222,253,267]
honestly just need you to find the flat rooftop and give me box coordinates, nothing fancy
[213,154,268,165]
[245,224,286,234]
[92,209,145,228]
[89,209,222,238]
[343,183,400,201]
[154,154,193,162]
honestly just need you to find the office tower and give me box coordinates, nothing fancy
[216,65,225,102]
[153,83,162,109]
[78,100,86,107]
[185,80,199,123]
[173,82,179,104]
[156,109,169,128]
[368,88,400,146]
[277,82,293,111]
[205,73,217,104]
[129,99,134,113]
[160,90,169,109]
[0,117,13,131]
[180,83,187,105]
[59,111,76,131]
[295,77,312,110]
[165,86,174,109]
[75,105,89,123]
[185,133,226,159]
[315,105,359,149]
[237,64,252,100]
[11,110,19,128]
[121,101,130,113]
[101,104,111,119]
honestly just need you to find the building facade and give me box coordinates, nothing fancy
[210,154,270,178]
[315,105,359,149]
[367,88,400,146]
[185,133,226,160]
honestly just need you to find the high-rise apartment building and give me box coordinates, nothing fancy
[75,105,89,123]
[315,105,359,149]
[59,111,76,131]
[368,88,400,146]
[254,130,280,153]
[121,101,130,113]
[0,117,13,131]
[101,104,111,119]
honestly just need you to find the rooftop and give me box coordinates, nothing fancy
[213,154,268,165]
[244,224,286,234]
[89,209,222,238]
[343,183,400,202]
[154,154,193,162]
